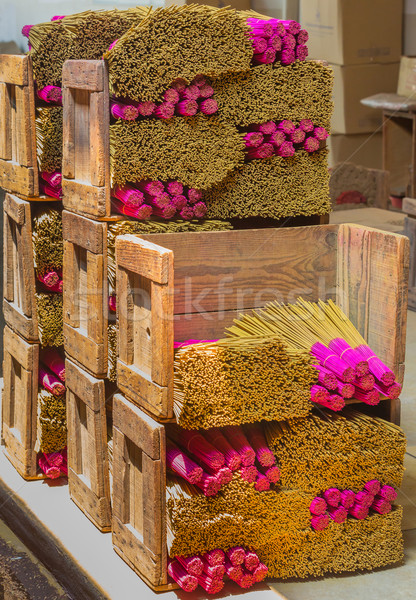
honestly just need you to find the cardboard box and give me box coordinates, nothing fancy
[331,62,400,134]
[397,56,416,97]
[404,0,416,56]
[299,0,402,66]
[251,0,299,21]
[328,133,382,169]
[165,0,251,8]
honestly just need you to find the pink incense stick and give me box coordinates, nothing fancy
[199,84,214,99]
[110,101,139,121]
[39,366,65,396]
[153,204,177,220]
[353,388,380,405]
[356,345,396,386]
[40,183,62,199]
[166,439,203,484]
[38,270,60,288]
[202,562,225,579]
[255,473,270,491]
[38,454,61,479]
[194,472,221,496]
[323,488,341,507]
[297,29,309,44]
[171,78,187,93]
[108,39,118,51]
[222,426,255,466]
[329,338,369,376]
[213,466,233,485]
[192,75,207,87]
[203,429,241,471]
[315,365,338,390]
[199,98,218,115]
[252,49,276,65]
[113,185,144,207]
[272,20,286,36]
[171,194,188,211]
[311,342,356,382]
[193,201,207,218]
[168,561,198,592]
[262,464,280,483]
[313,126,329,141]
[276,141,295,157]
[244,551,259,572]
[166,180,183,195]
[371,498,392,515]
[379,485,397,502]
[310,384,331,404]
[112,198,152,220]
[337,382,355,398]
[247,18,274,37]
[282,33,296,50]
[340,490,355,509]
[196,573,224,594]
[355,373,375,391]
[269,130,286,147]
[181,84,200,101]
[226,546,245,566]
[137,179,165,196]
[147,191,171,208]
[269,35,282,51]
[290,128,306,144]
[43,451,64,467]
[310,514,330,531]
[374,381,401,400]
[246,143,274,160]
[40,171,62,189]
[225,561,243,582]
[244,423,275,467]
[364,480,381,495]
[280,49,296,65]
[137,101,156,117]
[355,491,374,509]
[37,86,62,104]
[163,88,180,103]
[303,136,320,153]
[277,119,295,134]
[244,131,264,148]
[41,348,65,381]
[109,295,116,312]
[204,549,225,566]
[253,563,268,582]
[349,504,369,520]
[280,19,301,35]
[187,188,203,204]
[328,394,345,411]
[310,496,327,516]
[252,36,268,54]
[176,99,198,117]
[328,506,347,523]
[179,205,194,220]
[240,465,258,483]
[296,44,309,61]
[237,571,255,589]
[22,24,33,38]
[154,102,175,119]
[51,15,66,21]
[299,119,315,132]
[59,463,68,475]
[176,555,203,576]
[169,426,225,470]
[41,279,62,293]
[259,121,277,135]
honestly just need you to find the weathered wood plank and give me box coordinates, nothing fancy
[0,54,28,86]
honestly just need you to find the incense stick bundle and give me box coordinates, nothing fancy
[166,439,203,485]
[35,293,64,347]
[176,555,204,576]
[38,454,61,479]
[32,208,63,280]
[203,429,241,471]
[107,323,117,383]
[243,423,275,467]
[310,497,327,515]
[36,107,63,173]
[168,561,198,592]
[340,490,355,509]
[110,100,139,121]
[39,365,65,396]
[222,426,255,466]
[226,546,245,566]
[168,425,225,471]
[37,86,62,105]
[40,171,62,189]
[37,388,67,454]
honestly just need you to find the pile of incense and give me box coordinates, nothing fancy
[38,449,67,479]
[36,388,66,454]
[166,422,280,496]
[228,298,402,407]
[110,75,218,121]
[107,323,117,383]
[264,410,405,495]
[39,348,66,396]
[167,475,312,558]
[172,337,316,429]
[105,5,253,103]
[36,107,63,174]
[256,506,403,579]
[111,180,206,221]
[204,149,331,220]
[32,208,63,282]
[168,546,267,592]
[28,8,148,88]
[110,114,244,190]
[244,13,309,66]
[242,119,329,160]
[35,293,64,347]
[213,61,333,130]
[39,170,62,201]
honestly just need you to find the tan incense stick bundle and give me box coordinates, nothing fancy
[36,388,67,454]
[105,5,253,103]
[35,107,63,173]
[32,208,63,279]
[214,61,333,130]
[110,115,244,189]
[35,293,64,347]
[107,323,117,383]
[29,20,73,88]
[204,149,331,219]
[173,337,316,429]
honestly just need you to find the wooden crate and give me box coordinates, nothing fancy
[115,224,409,425]
[62,211,109,377]
[0,54,39,197]
[66,359,111,532]
[3,193,39,341]
[112,393,177,592]
[2,325,40,479]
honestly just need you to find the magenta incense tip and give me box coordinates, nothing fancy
[109,295,116,312]
[244,551,260,572]
[252,36,268,54]
[269,130,286,147]
[276,141,295,158]
[163,88,180,104]
[37,86,62,105]
[299,119,315,132]
[304,136,320,153]
[280,19,301,35]
[176,555,204,576]
[311,514,329,531]
[253,562,268,582]
[379,485,397,502]
[113,185,144,207]
[364,479,381,495]
[310,496,327,516]
[240,465,258,483]
[108,39,119,51]
[253,48,276,65]
[323,488,341,507]
[296,44,309,61]
[237,572,255,589]
[40,171,62,188]
[282,33,296,50]
[179,205,194,220]
[170,194,187,211]
[199,84,214,99]
[110,101,139,121]
[166,180,183,195]
[202,562,225,579]
[187,187,203,204]
[199,98,218,115]
[154,102,175,120]
[193,201,207,218]
[226,546,245,566]
[192,75,207,88]
[176,99,198,117]
[38,455,61,479]
[246,143,274,160]
[255,473,270,491]
[40,183,62,199]
[51,15,66,21]
[371,498,392,515]
[204,549,225,566]
[168,561,198,592]
[264,464,280,483]
[137,101,156,117]
[328,506,347,523]
[22,24,33,38]
[314,126,329,141]
[41,349,65,381]
[269,35,282,51]
[171,78,187,93]
[355,491,374,509]
[297,29,309,44]
[290,128,306,144]
[39,270,59,287]
[244,131,264,148]
[280,49,296,65]
[181,84,200,101]
[349,504,369,520]
[340,490,355,509]
[39,366,65,396]
[225,561,243,582]
[278,119,295,134]
[166,439,203,484]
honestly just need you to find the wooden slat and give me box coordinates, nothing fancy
[90,90,109,187]
[62,211,105,253]
[4,319,37,371]
[0,54,28,86]
[116,236,173,285]
[0,160,35,196]
[62,59,106,92]
[62,180,108,218]
[62,86,75,179]
[86,252,106,345]
[65,359,105,412]
[14,85,32,167]
[113,395,162,459]
[64,326,107,378]
[0,82,11,160]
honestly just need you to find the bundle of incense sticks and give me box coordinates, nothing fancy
[36,107,63,173]
[39,365,65,396]
[265,410,405,495]
[257,507,403,579]
[38,449,67,479]
[37,270,63,293]
[204,149,331,220]
[36,388,67,454]
[173,337,316,429]
[243,119,328,160]
[35,293,64,347]
[32,208,63,284]
[107,323,117,383]
[110,114,245,190]
[105,5,253,103]
[40,348,65,381]
[37,85,62,105]
[227,298,401,407]
[213,61,333,131]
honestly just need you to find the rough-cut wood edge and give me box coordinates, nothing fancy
[62,60,105,92]
[0,54,28,86]
[62,211,105,254]
[116,235,173,285]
